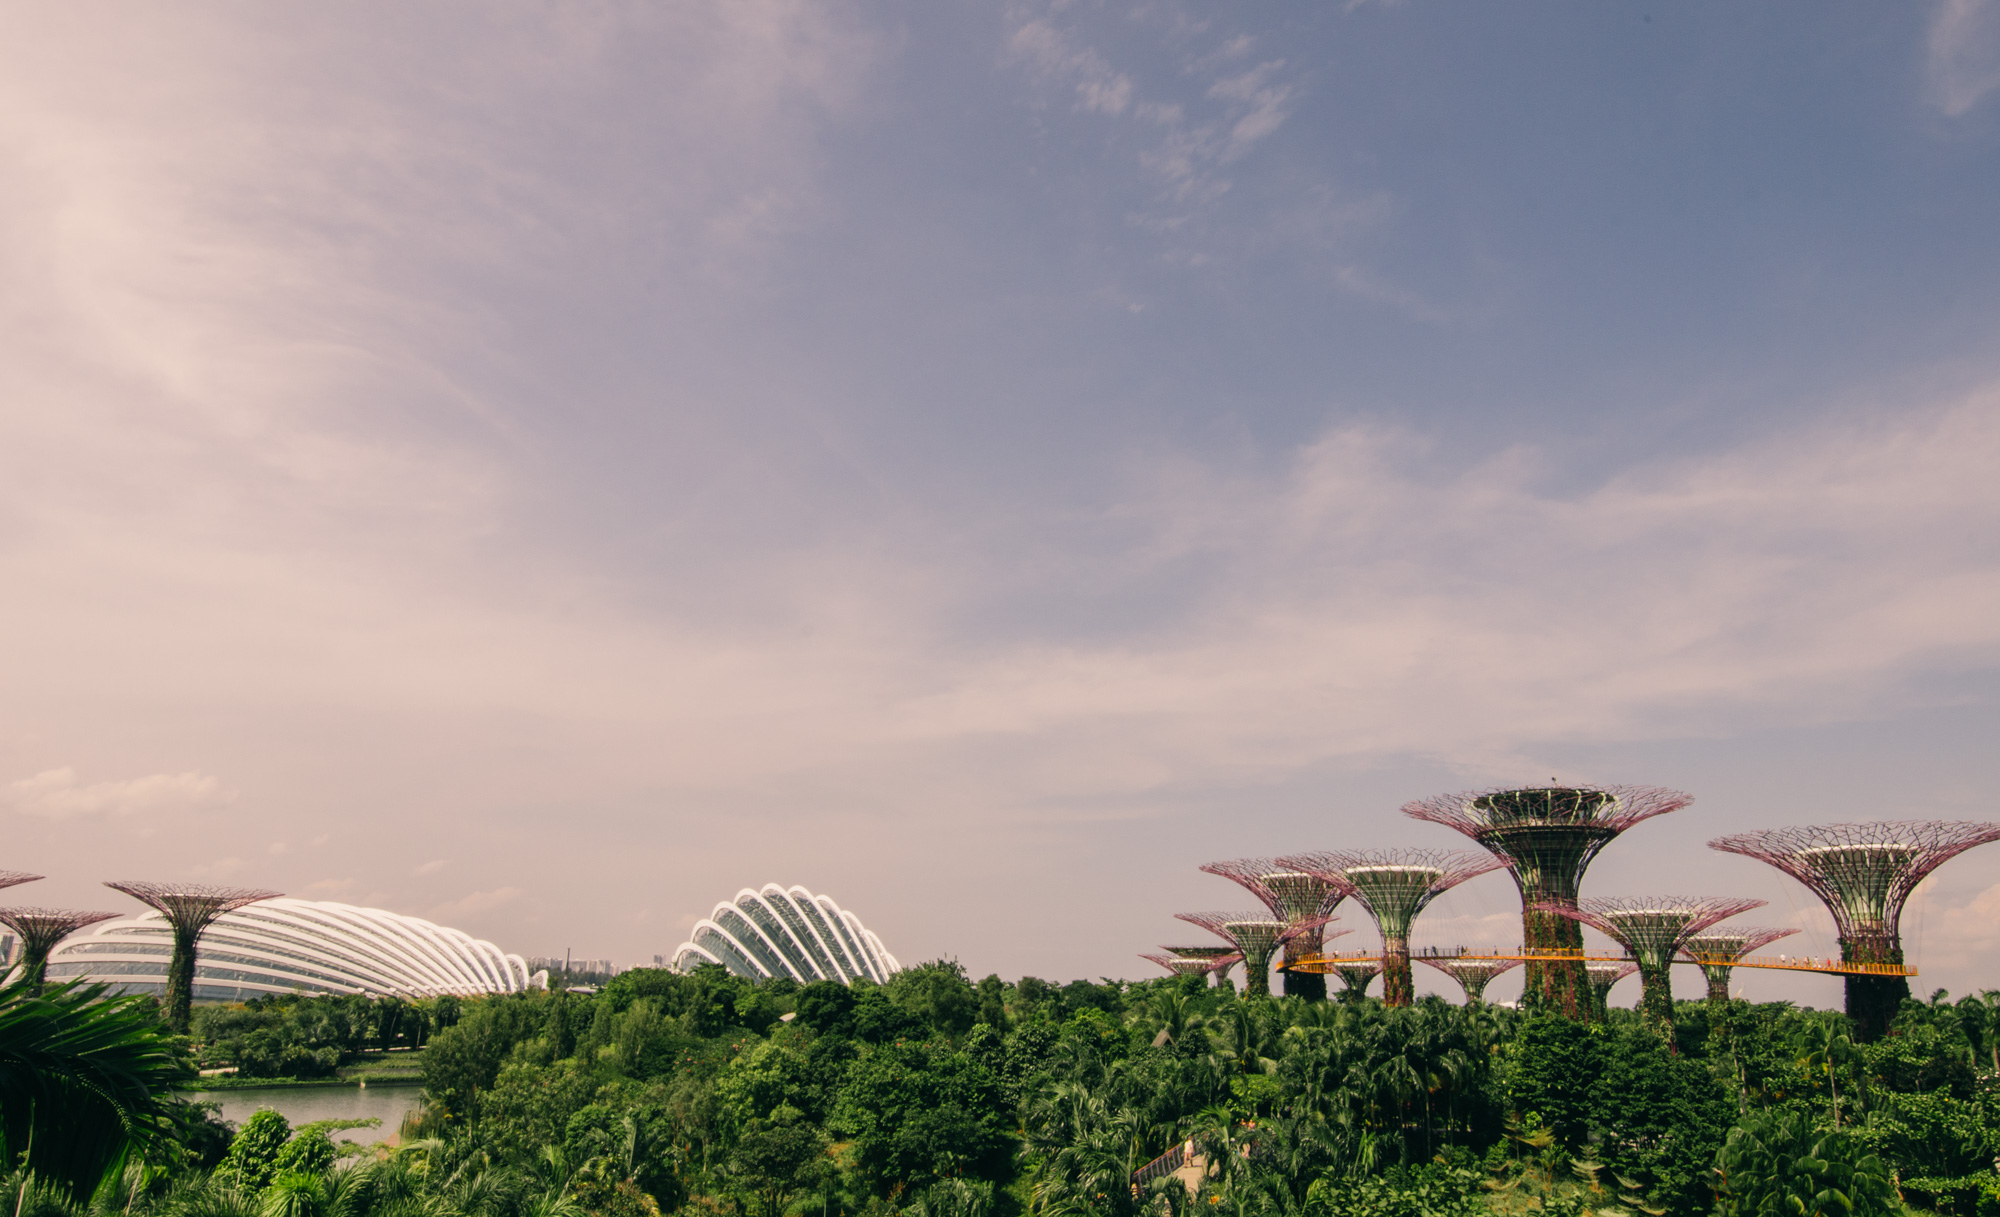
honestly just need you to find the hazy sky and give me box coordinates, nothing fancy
[6,2,2000,1006]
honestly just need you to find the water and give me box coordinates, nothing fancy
[188,1085,422,1144]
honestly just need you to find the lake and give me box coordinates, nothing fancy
[189,1085,423,1144]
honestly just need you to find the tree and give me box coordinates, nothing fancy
[0,977,192,1202]
[729,1106,828,1217]
[1714,1111,1897,1217]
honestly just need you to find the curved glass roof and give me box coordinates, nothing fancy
[672,884,900,984]
[44,896,531,1000]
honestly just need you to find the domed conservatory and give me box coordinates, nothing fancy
[672,884,899,983]
[44,896,533,1000]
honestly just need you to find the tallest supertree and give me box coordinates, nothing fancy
[105,881,279,1032]
[1402,784,1691,1018]
[1710,821,2000,1040]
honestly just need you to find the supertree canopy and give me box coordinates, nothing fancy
[0,908,117,990]
[1164,944,1242,984]
[1331,959,1384,1002]
[0,871,43,892]
[1403,784,1691,1019]
[1283,849,1501,1007]
[1415,955,1521,1004]
[1143,953,1226,979]
[1543,896,1763,1032]
[105,881,280,1032]
[1680,926,1797,1002]
[1710,821,2000,1039]
[1585,961,1638,1006]
[1175,911,1333,999]
[1201,859,1351,1001]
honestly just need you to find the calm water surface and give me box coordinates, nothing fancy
[190,1085,422,1144]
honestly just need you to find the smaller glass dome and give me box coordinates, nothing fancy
[672,884,899,983]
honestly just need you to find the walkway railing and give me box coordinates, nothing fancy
[1283,947,1915,978]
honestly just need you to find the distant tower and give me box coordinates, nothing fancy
[0,908,118,991]
[1711,821,2000,1040]
[1175,911,1336,999]
[1164,944,1242,986]
[1331,959,1383,1002]
[1284,849,1502,1007]
[1417,956,1521,1004]
[1200,860,1349,1001]
[1681,927,1797,1003]
[1404,784,1691,1019]
[1585,961,1638,1008]
[105,882,280,1032]
[1544,896,1763,1034]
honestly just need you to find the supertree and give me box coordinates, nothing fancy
[1164,944,1242,986]
[1710,821,2000,1040]
[105,881,280,1032]
[0,908,118,991]
[1585,961,1638,1007]
[1331,959,1383,1002]
[1542,896,1764,1033]
[1403,784,1691,1019]
[1142,953,1225,980]
[1416,955,1522,1004]
[1282,849,1502,1007]
[0,871,42,891]
[1680,927,1797,1003]
[1200,859,1351,1001]
[1175,911,1335,999]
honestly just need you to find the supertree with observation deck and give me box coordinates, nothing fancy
[1710,821,2000,1039]
[1416,954,1521,1004]
[105,881,280,1032]
[1176,911,1338,999]
[1680,926,1797,1003]
[1403,784,1691,1019]
[1331,959,1383,1002]
[0,908,118,991]
[1542,895,1764,1035]
[1282,849,1501,1007]
[1142,951,1241,983]
[1164,944,1241,986]
[1200,859,1350,1001]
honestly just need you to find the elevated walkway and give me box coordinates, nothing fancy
[1281,947,1915,978]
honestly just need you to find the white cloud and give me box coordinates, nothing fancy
[1928,0,2000,117]
[3,768,230,819]
[430,887,526,925]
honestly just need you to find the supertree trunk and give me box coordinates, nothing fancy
[1283,963,1327,1002]
[164,921,201,1033]
[1701,964,1732,1003]
[1842,937,1908,1042]
[1380,937,1413,1006]
[1635,957,1675,1029]
[1524,902,1594,1020]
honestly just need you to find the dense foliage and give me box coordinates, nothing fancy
[10,968,2000,1217]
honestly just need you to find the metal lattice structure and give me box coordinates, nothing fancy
[1201,859,1351,1001]
[1585,961,1638,1006]
[1403,784,1691,1019]
[1142,953,1226,979]
[1164,944,1242,985]
[1176,911,1334,999]
[1331,959,1384,1002]
[105,881,280,1032]
[1710,820,2000,1039]
[1283,849,1502,1007]
[0,908,118,990]
[1543,896,1764,1031]
[1416,955,1521,1004]
[0,871,43,893]
[1680,926,1798,1002]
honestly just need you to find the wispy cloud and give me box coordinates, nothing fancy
[3,768,230,819]
[1928,0,2000,117]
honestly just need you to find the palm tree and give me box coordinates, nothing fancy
[0,977,192,1203]
[1797,1020,1860,1128]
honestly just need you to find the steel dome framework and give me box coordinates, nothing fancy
[672,885,899,984]
[47,897,531,1000]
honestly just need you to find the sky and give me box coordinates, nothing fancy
[5,1,2000,1007]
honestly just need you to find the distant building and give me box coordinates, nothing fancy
[672,884,899,984]
[45,896,531,1001]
